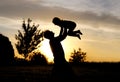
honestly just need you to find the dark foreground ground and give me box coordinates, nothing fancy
[0,62,120,82]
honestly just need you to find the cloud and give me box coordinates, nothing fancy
[0,0,120,30]
[0,0,40,18]
[0,17,21,29]
[73,11,120,30]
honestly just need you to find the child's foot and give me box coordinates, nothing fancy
[78,30,83,35]
[77,34,81,40]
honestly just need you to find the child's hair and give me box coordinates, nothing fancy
[52,17,61,25]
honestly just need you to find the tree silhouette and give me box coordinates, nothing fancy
[0,34,14,65]
[15,18,43,59]
[69,48,86,64]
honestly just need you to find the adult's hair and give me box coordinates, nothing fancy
[44,30,54,39]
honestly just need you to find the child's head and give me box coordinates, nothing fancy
[52,17,61,25]
[44,30,54,39]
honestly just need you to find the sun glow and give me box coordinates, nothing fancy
[39,39,54,63]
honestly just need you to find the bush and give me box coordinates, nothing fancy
[69,48,86,65]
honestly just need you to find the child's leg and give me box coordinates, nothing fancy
[67,27,74,35]
[68,28,82,35]
[73,30,83,35]
[67,32,81,39]
[67,26,82,39]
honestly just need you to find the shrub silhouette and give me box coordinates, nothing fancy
[30,52,48,65]
[0,34,14,65]
[69,48,86,64]
[15,18,43,59]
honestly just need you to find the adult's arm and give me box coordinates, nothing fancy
[56,27,67,41]
[59,26,63,36]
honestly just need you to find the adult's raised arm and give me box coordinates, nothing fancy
[57,27,67,41]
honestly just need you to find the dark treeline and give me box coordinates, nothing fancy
[70,62,120,71]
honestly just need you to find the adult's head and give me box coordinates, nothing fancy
[44,30,54,39]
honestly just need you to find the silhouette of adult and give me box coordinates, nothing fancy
[0,34,14,65]
[44,26,67,65]
[44,18,76,81]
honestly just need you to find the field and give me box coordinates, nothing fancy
[0,63,120,82]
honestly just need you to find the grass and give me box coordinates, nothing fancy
[0,62,120,82]
[0,66,52,82]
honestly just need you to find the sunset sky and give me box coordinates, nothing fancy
[0,0,120,62]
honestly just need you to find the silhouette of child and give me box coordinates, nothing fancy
[52,17,83,39]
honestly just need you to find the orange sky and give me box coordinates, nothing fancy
[0,0,120,62]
